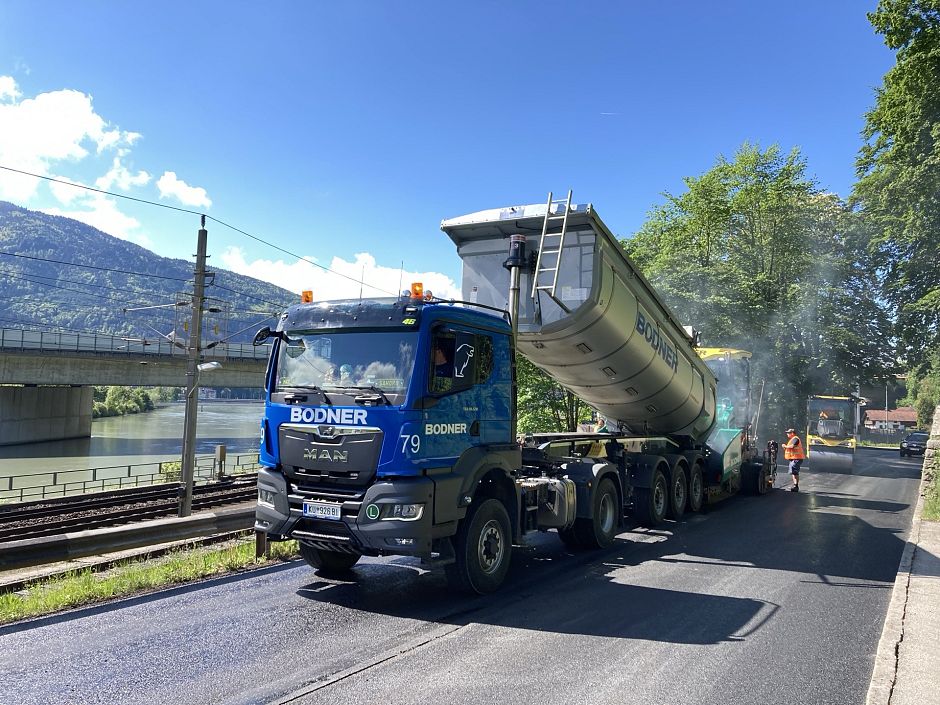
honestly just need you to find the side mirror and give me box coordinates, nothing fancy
[253,327,272,346]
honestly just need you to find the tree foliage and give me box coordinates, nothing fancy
[92,386,156,418]
[516,355,593,433]
[853,0,940,412]
[625,144,893,436]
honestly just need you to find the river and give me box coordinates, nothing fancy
[0,401,263,480]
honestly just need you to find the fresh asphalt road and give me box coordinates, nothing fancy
[0,448,922,705]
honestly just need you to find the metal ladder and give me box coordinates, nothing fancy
[531,190,573,301]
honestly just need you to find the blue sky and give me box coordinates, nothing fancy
[0,1,893,299]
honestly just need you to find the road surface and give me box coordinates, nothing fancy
[0,448,921,705]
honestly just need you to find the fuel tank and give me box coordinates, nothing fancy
[441,201,717,441]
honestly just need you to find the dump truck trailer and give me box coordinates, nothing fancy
[254,194,772,593]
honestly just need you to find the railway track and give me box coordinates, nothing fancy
[0,476,258,543]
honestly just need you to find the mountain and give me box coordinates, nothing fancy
[0,201,295,344]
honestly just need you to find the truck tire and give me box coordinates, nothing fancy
[446,498,512,594]
[573,476,619,549]
[666,467,687,520]
[634,467,668,527]
[299,543,361,574]
[687,464,704,513]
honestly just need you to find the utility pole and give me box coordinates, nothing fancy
[179,216,209,517]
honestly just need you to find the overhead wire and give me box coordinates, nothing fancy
[0,164,401,297]
[0,250,190,282]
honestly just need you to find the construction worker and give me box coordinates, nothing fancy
[783,428,805,492]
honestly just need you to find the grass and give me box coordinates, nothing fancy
[0,536,300,625]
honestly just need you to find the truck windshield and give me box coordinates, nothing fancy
[275,330,417,402]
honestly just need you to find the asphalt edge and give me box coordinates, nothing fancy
[865,404,940,705]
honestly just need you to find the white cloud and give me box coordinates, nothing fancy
[157,171,211,208]
[0,77,20,102]
[219,247,461,301]
[48,174,86,205]
[0,76,141,202]
[96,157,151,191]
[43,192,147,245]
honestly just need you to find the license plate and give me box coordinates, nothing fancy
[303,501,342,520]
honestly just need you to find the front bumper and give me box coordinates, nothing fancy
[254,467,436,558]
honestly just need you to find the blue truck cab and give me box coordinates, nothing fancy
[254,291,523,590]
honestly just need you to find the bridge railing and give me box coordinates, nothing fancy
[0,328,271,360]
[0,452,261,503]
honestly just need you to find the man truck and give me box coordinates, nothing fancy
[253,194,773,593]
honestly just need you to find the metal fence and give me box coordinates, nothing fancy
[859,428,909,445]
[0,327,271,361]
[0,452,261,503]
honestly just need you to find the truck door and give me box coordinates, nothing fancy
[422,326,510,461]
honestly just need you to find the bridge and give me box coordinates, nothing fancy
[0,328,271,446]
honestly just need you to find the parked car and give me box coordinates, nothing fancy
[900,431,929,457]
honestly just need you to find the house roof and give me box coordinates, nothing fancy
[864,407,918,423]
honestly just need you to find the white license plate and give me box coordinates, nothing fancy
[303,501,342,520]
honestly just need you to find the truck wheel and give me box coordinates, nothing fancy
[573,476,619,549]
[446,498,512,594]
[299,543,361,574]
[666,468,687,520]
[635,468,667,527]
[687,464,704,513]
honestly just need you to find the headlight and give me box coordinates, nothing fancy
[367,503,425,521]
[901,443,908,448]
[258,488,277,506]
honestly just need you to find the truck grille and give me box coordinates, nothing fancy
[278,423,382,489]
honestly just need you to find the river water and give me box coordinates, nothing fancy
[0,402,264,480]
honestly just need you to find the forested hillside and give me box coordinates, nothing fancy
[0,201,294,344]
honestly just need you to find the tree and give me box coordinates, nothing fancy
[854,0,940,369]
[625,144,893,435]
[516,355,593,433]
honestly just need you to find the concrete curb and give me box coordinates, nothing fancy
[865,485,923,705]
[0,504,255,572]
[865,404,940,705]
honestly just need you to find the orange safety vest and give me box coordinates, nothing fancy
[784,436,805,460]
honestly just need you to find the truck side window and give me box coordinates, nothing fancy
[474,335,493,384]
[430,330,479,395]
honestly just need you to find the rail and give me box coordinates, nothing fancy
[0,452,261,503]
[0,327,271,360]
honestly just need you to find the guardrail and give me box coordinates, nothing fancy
[0,327,270,360]
[0,505,256,572]
[0,452,261,503]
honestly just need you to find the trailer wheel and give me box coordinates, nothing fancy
[687,464,704,513]
[299,543,361,574]
[573,476,619,549]
[446,498,512,594]
[635,467,668,527]
[666,468,687,520]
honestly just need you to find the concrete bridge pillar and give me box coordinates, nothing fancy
[0,385,93,446]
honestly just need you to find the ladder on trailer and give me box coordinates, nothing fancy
[531,190,573,307]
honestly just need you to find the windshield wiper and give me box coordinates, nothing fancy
[281,385,333,405]
[327,384,393,405]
